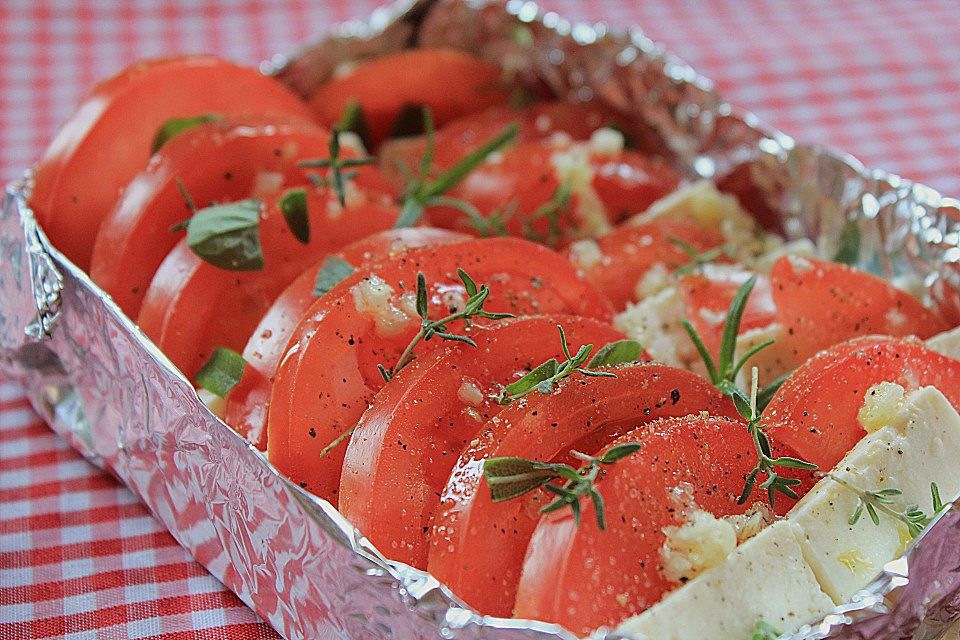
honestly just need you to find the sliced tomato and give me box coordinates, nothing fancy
[31,55,314,271]
[764,335,960,470]
[426,364,740,617]
[514,415,767,634]
[308,48,509,146]
[224,227,469,449]
[569,221,727,310]
[679,268,777,359]
[338,315,632,568]
[89,117,393,318]
[771,255,951,363]
[427,139,681,243]
[267,238,613,503]
[137,187,400,381]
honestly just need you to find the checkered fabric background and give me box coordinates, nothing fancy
[2,1,960,638]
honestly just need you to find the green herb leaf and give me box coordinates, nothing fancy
[500,359,560,400]
[668,236,733,276]
[151,114,222,154]
[195,347,247,397]
[298,130,377,207]
[394,199,425,229]
[833,220,861,266]
[336,99,372,151]
[184,199,264,271]
[523,180,572,246]
[588,339,641,369]
[312,255,355,297]
[749,619,783,640]
[482,457,565,502]
[278,187,310,244]
[831,473,935,538]
[600,442,642,464]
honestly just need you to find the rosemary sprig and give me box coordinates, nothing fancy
[393,107,519,228]
[377,269,514,382]
[496,325,639,405]
[483,443,641,530]
[521,180,572,246]
[298,128,377,207]
[736,367,818,508]
[667,236,733,276]
[831,476,946,539]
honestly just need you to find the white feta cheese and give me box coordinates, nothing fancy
[634,262,672,299]
[615,286,693,367]
[661,510,737,584]
[588,127,625,157]
[550,143,613,237]
[617,521,834,640]
[787,386,960,604]
[927,325,960,361]
[568,238,604,271]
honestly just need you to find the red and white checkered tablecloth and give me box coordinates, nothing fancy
[3,1,960,638]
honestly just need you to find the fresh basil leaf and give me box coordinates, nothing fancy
[498,359,559,404]
[337,99,373,151]
[278,187,310,244]
[312,255,355,297]
[195,347,246,397]
[483,457,561,502]
[186,199,264,271]
[833,219,861,266]
[588,339,641,369]
[151,114,222,154]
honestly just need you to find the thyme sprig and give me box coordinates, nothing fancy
[667,236,733,276]
[298,128,377,207]
[393,107,519,228]
[830,475,946,539]
[496,325,639,405]
[483,443,641,530]
[377,269,514,382]
[736,367,818,507]
[522,180,572,246]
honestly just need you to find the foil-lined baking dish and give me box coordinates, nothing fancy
[2,1,960,638]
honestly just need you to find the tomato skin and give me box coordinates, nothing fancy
[136,188,401,381]
[338,315,631,568]
[31,56,314,271]
[426,364,740,617]
[569,221,726,310]
[224,227,469,449]
[764,335,960,471]
[267,238,613,503]
[771,255,951,363]
[428,140,680,242]
[309,49,509,146]
[679,269,777,359]
[513,415,766,635]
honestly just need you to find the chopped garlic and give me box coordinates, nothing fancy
[661,510,738,584]
[351,276,417,337]
[588,127,625,157]
[457,380,484,406]
[857,382,906,433]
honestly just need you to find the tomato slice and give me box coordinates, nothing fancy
[137,187,401,380]
[90,117,394,318]
[224,227,469,449]
[338,315,631,568]
[31,55,314,271]
[426,364,739,617]
[770,255,951,363]
[427,140,680,242]
[568,221,727,310]
[267,238,613,503]
[679,268,777,359]
[308,48,509,146]
[764,335,960,470]
[514,415,766,635]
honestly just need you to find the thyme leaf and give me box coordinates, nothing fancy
[831,476,946,539]
[298,129,377,207]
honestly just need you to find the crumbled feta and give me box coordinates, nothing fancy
[337,130,368,156]
[249,170,284,199]
[615,286,693,367]
[568,238,604,271]
[633,263,672,299]
[551,143,612,237]
[588,127,625,157]
[197,388,226,418]
[351,276,417,337]
[857,382,906,433]
[927,326,960,360]
[661,510,737,584]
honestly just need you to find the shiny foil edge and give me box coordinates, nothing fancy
[0,1,958,639]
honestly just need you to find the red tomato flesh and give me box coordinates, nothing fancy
[338,315,631,568]
[31,55,315,271]
[267,238,613,503]
[426,364,740,617]
[136,187,400,380]
[224,227,469,449]
[514,415,767,635]
[764,335,960,471]
[771,255,950,363]
[309,48,509,146]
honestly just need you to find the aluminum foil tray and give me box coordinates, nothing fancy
[2,1,960,638]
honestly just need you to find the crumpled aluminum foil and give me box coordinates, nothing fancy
[2,1,960,639]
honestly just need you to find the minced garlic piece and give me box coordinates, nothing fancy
[588,127,625,157]
[857,382,906,433]
[457,380,484,407]
[661,510,737,584]
[836,549,874,577]
[351,276,417,337]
